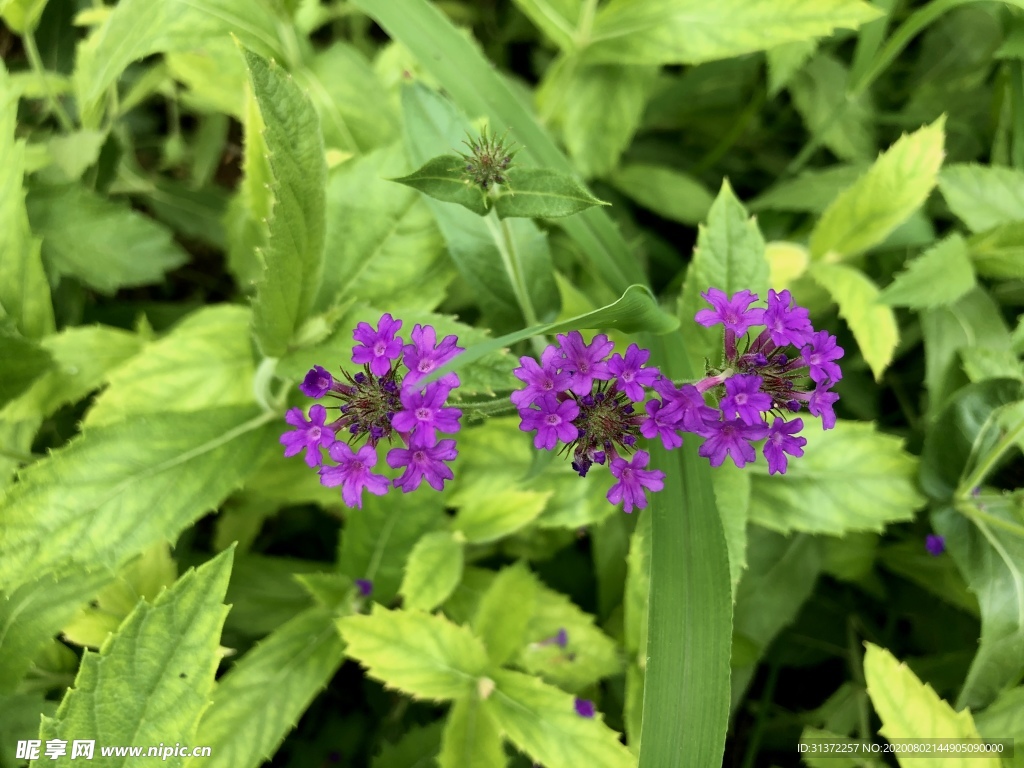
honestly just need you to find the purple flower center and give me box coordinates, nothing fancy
[416,407,431,421]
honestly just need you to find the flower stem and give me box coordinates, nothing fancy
[957,416,1024,498]
[486,210,539,327]
[23,29,74,131]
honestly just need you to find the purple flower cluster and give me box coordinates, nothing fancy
[280,314,464,508]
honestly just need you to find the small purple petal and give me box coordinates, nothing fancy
[720,374,773,426]
[925,534,945,556]
[355,578,373,597]
[402,324,464,385]
[801,330,844,385]
[574,698,596,718]
[519,394,580,450]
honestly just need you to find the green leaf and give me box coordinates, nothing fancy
[610,163,715,225]
[766,39,817,97]
[84,306,255,427]
[25,183,188,294]
[243,48,327,357]
[338,492,443,605]
[966,222,1024,279]
[372,722,443,768]
[338,605,489,701]
[188,606,346,768]
[0,61,53,339]
[788,53,875,163]
[748,421,925,535]
[472,562,538,667]
[879,542,979,617]
[483,669,635,768]
[45,130,107,182]
[222,554,317,639]
[400,531,465,612]
[879,234,976,309]
[74,0,284,127]
[863,643,989,765]
[166,38,247,118]
[39,549,235,767]
[935,505,1024,711]
[495,167,607,219]
[810,262,899,379]
[438,698,506,768]
[0,331,52,409]
[451,486,551,544]
[678,179,770,373]
[0,0,48,32]
[393,155,490,217]
[584,0,881,65]
[939,163,1024,233]
[0,406,275,592]
[711,463,751,599]
[319,145,453,312]
[973,686,1024,760]
[624,512,651,659]
[512,0,582,50]
[809,118,946,260]
[749,165,865,214]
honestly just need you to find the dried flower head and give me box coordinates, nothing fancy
[458,127,517,191]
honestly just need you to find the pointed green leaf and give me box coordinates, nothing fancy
[243,48,327,357]
[585,0,881,65]
[400,531,465,612]
[939,163,1024,233]
[438,697,506,768]
[187,606,347,768]
[371,721,443,768]
[610,163,714,225]
[749,164,865,214]
[966,222,1024,279]
[810,118,946,260]
[393,155,490,217]
[811,262,899,379]
[863,643,989,765]
[0,406,275,592]
[483,669,635,768]
[495,167,607,219]
[766,39,817,97]
[788,53,875,163]
[678,180,770,372]
[39,549,235,766]
[338,605,489,701]
[26,183,189,294]
[472,562,538,667]
[880,235,976,309]
[711,463,751,599]
[623,512,651,659]
[451,486,551,544]
[512,0,581,50]
[0,331,52,409]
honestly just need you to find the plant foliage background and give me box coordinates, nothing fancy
[1,0,1023,766]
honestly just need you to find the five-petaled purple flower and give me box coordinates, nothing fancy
[608,452,665,513]
[519,395,580,449]
[280,405,336,467]
[763,417,806,475]
[556,331,614,396]
[352,313,404,377]
[608,344,661,402]
[695,288,764,336]
[403,324,464,385]
[319,442,390,508]
[387,437,458,492]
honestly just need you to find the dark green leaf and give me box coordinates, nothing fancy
[392,155,490,217]
[610,163,714,225]
[0,330,52,409]
[495,167,607,219]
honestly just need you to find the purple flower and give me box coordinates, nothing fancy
[520,394,580,449]
[656,380,717,434]
[762,417,806,475]
[300,365,334,398]
[355,578,373,597]
[556,331,614,396]
[694,288,765,335]
[392,378,463,441]
[574,698,596,718]
[607,451,665,513]
[698,418,769,468]
[280,405,336,467]
[607,344,660,401]
[351,313,404,376]
[387,437,458,492]
[925,534,945,556]
[808,385,839,430]
[640,398,684,449]
[762,289,813,347]
[402,324,464,385]
[319,442,390,508]
[801,330,844,385]
[511,346,571,408]
[720,375,773,426]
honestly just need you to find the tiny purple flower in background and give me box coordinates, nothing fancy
[280,405,336,467]
[355,578,373,597]
[574,698,596,718]
[720,375,773,426]
[387,437,458,492]
[537,627,569,648]
[319,442,390,509]
[402,324,464,385]
[698,418,769,468]
[695,288,764,335]
[520,395,580,449]
[607,451,665,513]
[556,331,614,395]
[300,365,334,398]
[926,534,946,556]
[607,344,660,401]
[763,417,806,475]
[352,313,404,376]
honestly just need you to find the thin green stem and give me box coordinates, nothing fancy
[484,210,546,357]
[22,30,73,131]
[955,500,1024,540]
[740,662,779,768]
[957,417,1024,497]
[847,617,871,741]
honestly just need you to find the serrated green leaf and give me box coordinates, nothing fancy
[338,491,443,604]
[39,549,235,768]
[0,331,52,409]
[880,235,976,309]
[495,167,607,219]
[25,183,189,294]
[863,643,989,767]
[0,406,275,592]
[584,0,880,65]
[678,179,770,372]
[610,163,714,225]
[293,572,354,615]
[748,421,925,535]
[338,605,489,701]
[966,222,1024,279]
[438,697,506,768]
[809,118,946,260]
[45,130,107,182]
[166,38,247,117]
[243,48,327,357]
[451,486,551,544]
[84,305,255,427]
[811,262,899,379]
[483,669,635,768]
[0,61,53,339]
[187,606,346,768]
[788,53,875,163]
[766,39,817,97]
[400,531,465,612]
[371,721,443,768]
[939,163,1024,233]
[393,155,490,216]
[223,554,318,639]
[472,562,538,667]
